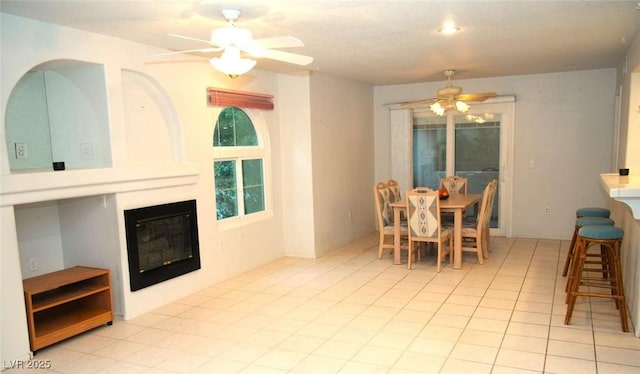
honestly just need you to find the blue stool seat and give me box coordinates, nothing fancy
[578,225,624,240]
[562,217,615,277]
[575,217,614,227]
[576,207,610,218]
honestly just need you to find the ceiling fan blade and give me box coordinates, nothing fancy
[456,92,497,102]
[251,36,304,49]
[399,98,439,108]
[148,47,222,57]
[168,33,214,45]
[252,48,313,65]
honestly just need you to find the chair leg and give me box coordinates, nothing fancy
[436,241,442,273]
[449,236,454,265]
[485,226,492,253]
[408,240,413,270]
[378,231,385,259]
[562,226,578,276]
[565,232,583,293]
[564,287,578,326]
[611,242,629,332]
[565,236,584,303]
[564,238,587,324]
[600,240,628,331]
[481,228,490,259]
[475,235,484,265]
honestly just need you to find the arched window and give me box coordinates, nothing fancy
[213,107,265,220]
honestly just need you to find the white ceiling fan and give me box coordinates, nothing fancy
[152,9,313,78]
[400,69,497,115]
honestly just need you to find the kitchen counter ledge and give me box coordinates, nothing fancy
[600,173,640,220]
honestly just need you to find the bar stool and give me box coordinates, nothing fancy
[565,225,628,332]
[562,216,615,278]
[576,207,610,218]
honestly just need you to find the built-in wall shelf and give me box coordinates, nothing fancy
[0,164,200,206]
[600,173,640,220]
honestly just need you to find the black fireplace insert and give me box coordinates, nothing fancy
[124,199,201,291]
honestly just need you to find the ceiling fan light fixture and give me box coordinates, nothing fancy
[430,99,470,116]
[400,69,497,112]
[430,102,446,116]
[455,100,470,113]
[466,113,495,123]
[159,8,312,74]
[210,46,256,78]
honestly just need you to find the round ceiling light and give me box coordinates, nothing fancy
[438,24,460,35]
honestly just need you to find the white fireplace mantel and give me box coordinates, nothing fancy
[600,173,640,220]
[0,164,200,207]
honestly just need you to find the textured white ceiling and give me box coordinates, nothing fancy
[2,0,639,85]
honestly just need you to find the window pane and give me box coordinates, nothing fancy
[242,159,264,214]
[454,113,501,227]
[213,108,236,146]
[213,107,258,147]
[233,110,258,146]
[214,160,238,219]
[454,115,500,173]
[413,116,446,189]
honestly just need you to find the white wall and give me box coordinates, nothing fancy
[0,207,31,362]
[277,74,317,257]
[617,24,640,171]
[121,70,176,166]
[309,73,375,256]
[59,195,122,313]
[374,69,615,240]
[14,202,65,276]
[1,12,377,363]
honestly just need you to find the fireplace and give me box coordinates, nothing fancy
[124,199,201,291]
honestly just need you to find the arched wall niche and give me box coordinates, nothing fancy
[121,69,185,165]
[4,59,112,172]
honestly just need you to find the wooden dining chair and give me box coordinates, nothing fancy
[374,182,408,259]
[483,180,498,253]
[387,179,402,203]
[460,180,497,263]
[441,176,468,194]
[406,188,453,271]
[440,175,469,222]
[388,179,408,220]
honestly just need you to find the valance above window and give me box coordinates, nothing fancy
[207,87,274,110]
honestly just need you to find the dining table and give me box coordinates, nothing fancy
[390,193,482,269]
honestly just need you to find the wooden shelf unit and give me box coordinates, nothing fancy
[23,266,114,352]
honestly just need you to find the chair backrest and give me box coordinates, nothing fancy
[441,176,468,194]
[374,182,393,227]
[406,188,442,241]
[476,180,497,230]
[483,180,498,228]
[412,187,432,193]
[387,179,402,203]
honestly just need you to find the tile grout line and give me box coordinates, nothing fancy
[543,238,565,374]
[486,236,531,373]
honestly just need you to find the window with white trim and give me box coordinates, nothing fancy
[213,107,265,220]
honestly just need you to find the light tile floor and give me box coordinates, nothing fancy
[9,234,640,373]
